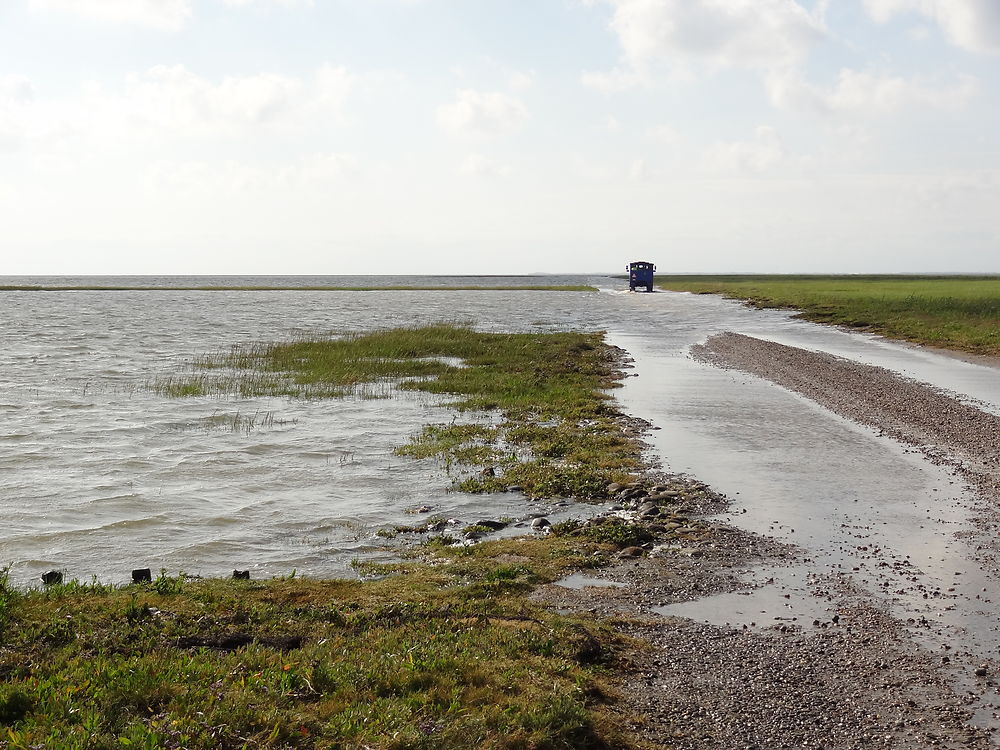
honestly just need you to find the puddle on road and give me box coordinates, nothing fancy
[607,306,1000,738]
[553,573,627,590]
[654,565,831,629]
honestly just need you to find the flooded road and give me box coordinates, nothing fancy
[610,289,1000,733]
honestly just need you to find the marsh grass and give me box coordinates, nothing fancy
[158,324,642,498]
[656,275,1000,355]
[0,536,635,749]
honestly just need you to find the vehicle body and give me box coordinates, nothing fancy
[627,261,656,292]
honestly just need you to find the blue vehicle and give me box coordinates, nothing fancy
[627,261,656,292]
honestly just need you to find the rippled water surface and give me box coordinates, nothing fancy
[3,275,999,597]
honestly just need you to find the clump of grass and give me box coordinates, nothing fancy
[0,567,21,638]
[0,533,633,748]
[158,325,643,499]
[656,274,1000,356]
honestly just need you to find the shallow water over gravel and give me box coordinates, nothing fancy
[2,276,999,613]
[611,291,1000,733]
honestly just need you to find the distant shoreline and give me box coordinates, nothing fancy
[0,284,599,292]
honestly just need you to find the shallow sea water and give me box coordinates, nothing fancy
[3,275,1000,624]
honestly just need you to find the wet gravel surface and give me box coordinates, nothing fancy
[692,332,1000,478]
[695,332,1000,586]
[535,333,1000,748]
[538,518,995,749]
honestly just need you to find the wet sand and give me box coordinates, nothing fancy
[537,331,1000,748]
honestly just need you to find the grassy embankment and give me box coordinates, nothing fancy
[0,285,597,293]
[0,325,657,749]
[656,275,1000,356]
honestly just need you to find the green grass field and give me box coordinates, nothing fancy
[0,533,638,750]
[656,275,1000,356]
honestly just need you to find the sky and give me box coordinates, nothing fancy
[1,0,998,275]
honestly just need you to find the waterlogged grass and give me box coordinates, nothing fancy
[0,327,668,746]
[657,275,1000,355]
[158,325,642,498]
[0,536,637,749]
[0,285,598,293]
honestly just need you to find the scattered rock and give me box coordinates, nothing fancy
[475,520,507,531]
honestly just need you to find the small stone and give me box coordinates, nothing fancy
[232,570,250,580]
[531,517,551,530]
[619,546,645,558]
[475,520,507,531]
[506,485,524,493]
[41,570,63,586]
[607,483,624,494]
[976,665,989,677]
[648,491,682,501]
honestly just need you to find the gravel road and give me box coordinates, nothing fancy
[539,332,1000,749]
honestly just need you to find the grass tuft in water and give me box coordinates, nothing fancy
[157,324,642,499]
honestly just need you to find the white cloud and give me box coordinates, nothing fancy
[29,0,313,30]
[0,75,36,104]
[646,123,682,146]
[121,65,303,133]
[437,90,528,138]
[766,67,979,114]
[601,115,623,133]
[595,0,825,70]
[287,152,359,182]
[703,125,785,174]
[29,0,193,30]
[460,154,512,177]
[222,0,313,5]
[580,67,647,93]
[0,63,355,164]
[863,0,1000,54]
[628,157,650,181]
[146,152,358,193]
[0,76,36,152]
[509,70,536,91]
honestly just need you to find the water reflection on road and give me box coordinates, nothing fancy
[606,290,1000,733]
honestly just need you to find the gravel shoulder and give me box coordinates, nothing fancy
[535,332,1000,749]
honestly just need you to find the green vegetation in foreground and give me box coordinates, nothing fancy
[0,528,646,749]
[157,324,641,499]
[656,275,1000,356]
[0,285,597,292]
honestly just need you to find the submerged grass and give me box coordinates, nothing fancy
[157,324,642,498]
[0,326,665,747]
[0,534,638,749]
[656,275,1000,356]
